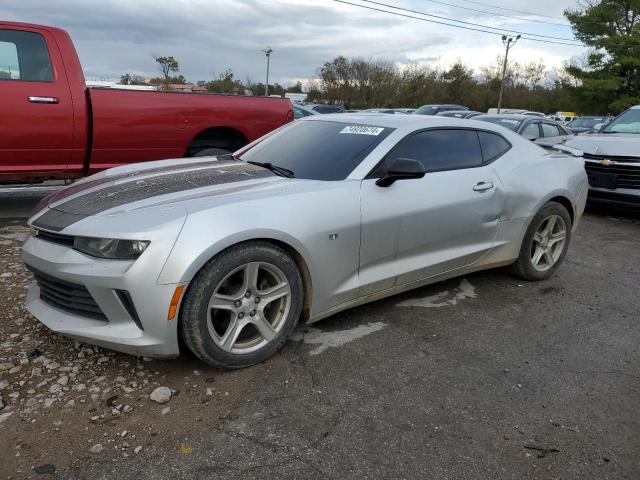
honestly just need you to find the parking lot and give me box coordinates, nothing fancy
[0,194,637,479]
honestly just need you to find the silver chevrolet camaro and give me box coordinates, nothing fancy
[23,114,588,368]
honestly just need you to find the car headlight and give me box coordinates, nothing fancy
[73,237,150,260]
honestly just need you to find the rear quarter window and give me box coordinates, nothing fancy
[478,131,511,162]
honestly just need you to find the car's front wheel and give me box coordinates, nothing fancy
[511,201,572,281]
[180,241,303,369]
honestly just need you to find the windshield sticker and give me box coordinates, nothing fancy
[340,125,385,136]
[499,119,520,125]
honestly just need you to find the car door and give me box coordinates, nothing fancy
[0,27,74,178]
[358,128,505,296]
[536,122,571,148]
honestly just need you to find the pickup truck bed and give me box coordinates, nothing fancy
[0,21,293,183]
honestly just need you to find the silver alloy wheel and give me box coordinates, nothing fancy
[530,214,567,272]
[207,262,291,354]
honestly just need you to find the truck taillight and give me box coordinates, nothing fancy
[287,109,294,122]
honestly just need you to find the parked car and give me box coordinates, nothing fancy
[549,111,578,124]
[362,109,407,114]
[475,114,572,149]
[565,116,609,135]
[306,104,346,114]
[486,108,545,117]
[292,104,319,119]
[437,110,484,119]
[23,114,587,368]
[0,22,293,184]
[414,104,469,115]
[563,106,640,207]
[397,108,416,114]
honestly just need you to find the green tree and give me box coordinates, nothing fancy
[286,81,304,93]
[120,73,147,85]
[153,55,180,90]
[565,0,640,113]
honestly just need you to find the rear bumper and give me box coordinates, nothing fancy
[22,235,183,358]
[588,187,640,208]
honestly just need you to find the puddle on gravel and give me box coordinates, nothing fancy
[292,322,387,355]
[396,278,477,308]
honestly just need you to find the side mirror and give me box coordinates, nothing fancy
[593,123,604,131]
[376,158,426,187]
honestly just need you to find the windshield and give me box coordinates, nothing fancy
[414,106,438,115]
[568,117,604,128]
[475,117,522,132]
[603,109,640,134]
[237,120,394,180]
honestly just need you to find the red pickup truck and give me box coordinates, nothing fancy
[0,22,293,184]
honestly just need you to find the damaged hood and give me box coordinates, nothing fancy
[31,158,310,232]
[564,133,640,157]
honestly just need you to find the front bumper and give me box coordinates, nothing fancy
[22,235,184,358]
[587,186,640,208]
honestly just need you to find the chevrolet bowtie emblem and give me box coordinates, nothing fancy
[600,159,613,166]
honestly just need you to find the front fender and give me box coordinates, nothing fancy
[158,222,316,287]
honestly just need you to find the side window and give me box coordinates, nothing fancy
[0,41,19,79]
[0,29,53,82]
[541,123,562,137]
[478,131,511,162]
[384,129,483,173]
[522,122,541,140]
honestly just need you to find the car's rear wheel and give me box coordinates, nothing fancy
[180,241,303,369]
[511,201,572,281]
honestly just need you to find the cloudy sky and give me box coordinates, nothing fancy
[1,0,584,86]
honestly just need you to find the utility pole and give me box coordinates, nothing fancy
[262,47,273,96]
[497,34,520,114]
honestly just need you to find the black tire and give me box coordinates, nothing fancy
[510,201,572,281]
[180,241,303,369]
[192,147,231,157]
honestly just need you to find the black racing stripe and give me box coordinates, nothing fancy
[44,159,230,207]
[33,163,274,232]
[56,163,274,215]
[32,209,88,232]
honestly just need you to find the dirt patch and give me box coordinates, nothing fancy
[0,222,259,478]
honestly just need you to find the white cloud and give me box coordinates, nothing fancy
[0,0,584,84]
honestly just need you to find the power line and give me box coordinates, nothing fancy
[456,0,567,22]
[332,0,583,46]
[418,0,570,27]
[332,0,640,50]
[354,0,581,43]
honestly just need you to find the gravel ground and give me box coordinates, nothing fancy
[0,206,639,479]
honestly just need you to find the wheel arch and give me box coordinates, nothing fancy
[547,195,575,226]
[186,126,249,157]
[178,234,314,321]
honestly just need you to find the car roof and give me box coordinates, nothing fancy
[475,114,547,121]
[418,104,466,108]
[301,112,518,135]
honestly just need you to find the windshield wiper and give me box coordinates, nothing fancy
[246,161,295,178]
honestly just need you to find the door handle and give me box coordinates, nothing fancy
[473,182,494,192]
[28,96,59,104]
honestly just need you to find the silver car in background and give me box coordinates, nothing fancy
[23,114,588,368]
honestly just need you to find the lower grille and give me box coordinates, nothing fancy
[28,267,107,321]
[584,154,640,190]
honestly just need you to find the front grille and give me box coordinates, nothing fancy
[35,229,75,247]
[583,154,640,190]
[28,267,107,321]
